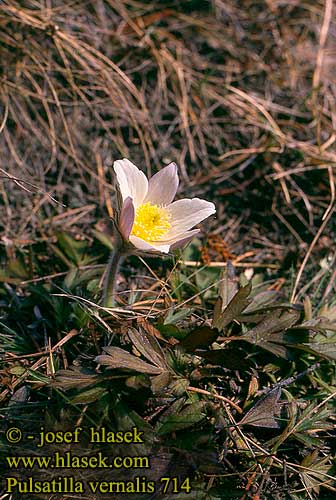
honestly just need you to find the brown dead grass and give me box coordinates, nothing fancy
[0,0,335,294]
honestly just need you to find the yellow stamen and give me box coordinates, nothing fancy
[131,202,171,241]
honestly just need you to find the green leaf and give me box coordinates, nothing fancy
[64,267,78,288]
[213,282,252,331]
[200,347,250,369]
[168,378,190,397]
[151,372,172,394]
[9,386,30,405]
[55,367,98,390]
[128,327,168,370]
[157,322,183,340]
[244,308,300,341]
[299,455,334,494]
[241,308,301,358]
[239,387,282,428]
[92,229,114,250]
[95,346,163,375]
[71,386,108,404]
[290,319,336,360]
[180,325,219,353]
[156,401,206,435]
[243,290,282,313]
[0,271,22,284]
[56,232,88,266]
[164,307,194,325]
[9,366,27,376]
[112,399,156,452]
[217,262,238,309]
[195,267,221,299]
[5,257,30,280]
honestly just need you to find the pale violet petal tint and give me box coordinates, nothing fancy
[114,159,216,253]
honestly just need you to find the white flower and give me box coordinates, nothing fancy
[113,159,216,253]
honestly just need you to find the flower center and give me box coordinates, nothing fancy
[131,202,171,241]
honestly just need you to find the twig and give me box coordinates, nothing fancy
[187,386,242,413]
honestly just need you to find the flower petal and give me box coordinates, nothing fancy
[129,235,171,253]
[119,197,135,239]
[145,162,179,206]
[164,198,216,237]
[130,229,200,254]
[169,229,200,250]
[114,159,148,208]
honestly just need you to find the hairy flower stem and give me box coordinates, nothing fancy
[103,245,125,307]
